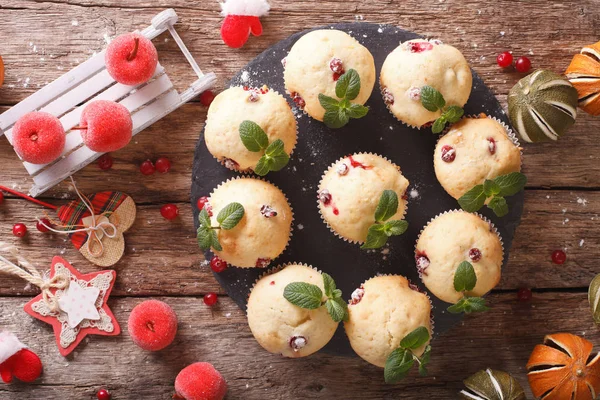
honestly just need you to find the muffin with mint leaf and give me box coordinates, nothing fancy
[317,153,409,248]
[283,29,375,128]
[434,115,525,217]
[415,210,503,313]
[247,263,343,357]
[344,275,432,380]
[197,177,293,268]
[380,39,472,130]
[204,86,297,174]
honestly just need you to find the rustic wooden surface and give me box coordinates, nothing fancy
[0,0,599,398]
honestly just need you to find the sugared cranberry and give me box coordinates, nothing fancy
[551,250,566,265]
[487,138,496,155]
[430,39,443,45]
[155,157,171,173]
[12,223,27,238]
[291,92,305,109]
[270,281,275,285]
[36,218,52,233]
[441,145,456,163]
[97,154,113,170]
[210,256,228,273]
[496,51,513,68]
[199,90,216,107]
[140,160,155,175]
[350,287,365,305]
[409,282,422,292]
[517,287,532,302]
[515,56,532,73]
[407,41,434,53]
[160,204,179,220]
[223,158,240,171]
[248,89,260,102]
[203,293,218,306]
[348,155,372,170]
[259,85,269,94]
[329,58,345,81]
[0,192,4,204]
[281,57,287,67]
[97,388,111,400]
[382,88,394,105]
[289,336,307,351]
[469,248,482,262]
[256,258,271,268]
[416,254,430,276]
[318,189,332,205]
[406,87,421,101]
[243,86,249,91]
[260,205,277,218]
[336,163,349,176]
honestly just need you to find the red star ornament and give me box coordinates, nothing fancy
[23,256,120,357]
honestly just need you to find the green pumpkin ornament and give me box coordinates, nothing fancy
[588,274,600,324]
[460,369,526,400]
[508,69,578,143]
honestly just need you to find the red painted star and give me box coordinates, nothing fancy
[23,256,120,357]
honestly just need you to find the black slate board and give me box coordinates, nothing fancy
[191,23,524,356]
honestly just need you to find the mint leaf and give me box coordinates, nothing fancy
[448,297,489,314]
[210,229,222,251]
[375,190,399,222]
[217,202,245,230]
[332,288,342,299]
[347,103,369,119]
[254,156,271,176]
[384,348,414,384]
[239,120,269,152]
[431,117,447,134]
[318,94,340,111]
[264,139,290,172]
[383,220,409,237]
[442,105,464,123]
[483,179,501,197]
[265,138,284,157]
[420,86,445,112]
[336,69,361,100]
[447,298,468,314]
[196,227,212,251]
[418,345,431,376]
[458,184,486,212]
[283,282,323,309]
[454,261,477,292]
[494,172,527,197]
[198,208,211,229]
[325,297,348,323]
[400,326,430,350]
[323,109,348,129]
[488,196,509,217]
[361,224,388,250]
[322,272,336,298]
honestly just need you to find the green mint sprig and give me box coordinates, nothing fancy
[458,172,527,217]
[420,86,464,134]
[239,120,289,176]
[318,69,369,129]
[384,327,431,383]
[197,203,245,251]
[283,272,348,323]
[446,261,489,314]
[361,190,408,250]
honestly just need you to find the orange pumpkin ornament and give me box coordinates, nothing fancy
[566,42,600,116]
[527,333,600,400]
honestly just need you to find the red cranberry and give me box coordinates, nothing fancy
[243,86,249,91]
[487,137,496,155]
[36,218,52,233]
[281,57,287,67]
[223,158,240,171]
[210,256,228,273]
[291,92,306,109]
[97,389,111,400]
[260,205,277,218]
[496,51,513,68]
[248,89,260,102]
[515,56,532,73]
[469,248,482,262]
[318,189,332,205]
[407,87,421,101]
[199,90,216,107]
[270,281,275,285]
[203,292,218,306]
[415,253,430,276]
[197,196,213,217]
[551,250,566,265]
[160,204,179,220]
[407,41,433,53]
[289,336,307,351]
[350,287,365,305]
[336,163,349,176]
[97,154,113,170]
[140,160,155,175]
[441,145,456,163]
[0,192,4,204]
[348,155,372,170]
[12,223,27,238]
[329,58,345,81]
[259,85,269,94]
[517,287,532,302]
[382,88,395,105]
[155,157,171,173]
[409,282,422,293]
[256,258,271,268]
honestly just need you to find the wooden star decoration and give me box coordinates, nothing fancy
[23,256,121,357]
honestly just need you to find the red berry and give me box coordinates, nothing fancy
[197,196,209,210]
[160,204,179,220]
[496,51,513,68]
[203,293,218,306]
[36,218,52,233]
[551,249,566,265]
[318,189,332,205]
[140,160,155,175]
[408,41,434,53]
[515,56,532,73]
[487,137,496,155]
[415,253,430,276]
[0,192,4,204]
[155,157,171,173]
[289,335,307,351]
[12,223,27,237]
[97,388,111,400]
[199,90,216,107]
[517,287,532,302]
[291,92,306,109]
[441,145,456,163]
[382,88,395,105]
[255,258,271,268]
[97,154,114,170]
[210,256,228,273]
[469,248,482,262]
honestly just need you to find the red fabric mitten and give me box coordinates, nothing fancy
[0,332,42,384]
[220,0,270,48]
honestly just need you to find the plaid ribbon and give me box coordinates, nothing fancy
[57,191,127,250]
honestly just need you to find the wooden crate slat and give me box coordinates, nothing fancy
[119,73,175,112]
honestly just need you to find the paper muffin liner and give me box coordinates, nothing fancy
[204,176,295,269]
[413,209,505,301]
[316,152,409,245]
[208,86,299,175]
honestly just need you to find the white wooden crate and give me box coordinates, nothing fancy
[0,9,216,197]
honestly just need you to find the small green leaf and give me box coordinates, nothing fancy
[447,297,489,314]
[420,345,431,366]
[217,202,245,230]
[347,103,369,119]
[283,282,323,309]
[323,109,349,129]
[196,227,213,251]
[494,172,527,197]
[483,179,501,197]
[442,105,464,123]
[325,298,348,323]
[322,272,336,298]
[375,190,399,222]
[254,156,271,176]
[337,69,361,100]
[198,208,211,229]
[454,261,477,292]
[318,94,340,111]
[488,196,509,217]
[267,145,290,172]
[383,220,409,237]
[458,184,487,213]
[210,229,222,251]
[418,363,428,377]
[420,86,445,112]
[265,138,284,157]
[384,348,415,384]
[431,117,447,134]
[360,224,388,250]
[239,120,269,152]
[332,288,343,299]
[400,326,430,350]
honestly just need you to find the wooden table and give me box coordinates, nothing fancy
[0,1,599,398]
